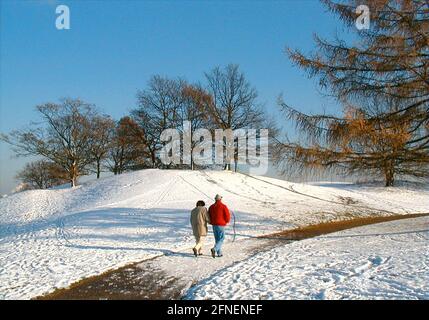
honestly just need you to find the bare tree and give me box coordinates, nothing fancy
[107,117,148,175]
[180,84,211,170]
[132,75,186,168]
[204,64,265,170]
[1,98,96,187]
[89,115,115,179]
[16,160,68,189]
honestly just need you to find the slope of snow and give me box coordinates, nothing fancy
[0,169,428,299]
[187,216,429,300]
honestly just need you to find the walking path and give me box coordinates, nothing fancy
[38,213,428,300]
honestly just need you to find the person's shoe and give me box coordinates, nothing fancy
[217,254,223,258]
[192,248,198,257]
[211,248,216,258]
[198,251,203,256]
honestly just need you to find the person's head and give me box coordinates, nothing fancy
[196,200,206,207]
[215,194,222,201]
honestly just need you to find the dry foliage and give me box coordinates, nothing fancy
[274,0,429,186]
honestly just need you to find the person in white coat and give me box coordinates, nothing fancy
[190,200,211,257]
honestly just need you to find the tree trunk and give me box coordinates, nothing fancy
[96,160,101,179]
[70,161,78,187]
[72,177,77,187]
[151,151,156,168]
[70,175,77,187]
[385,175,394,187]
[384,165,395,187]
[119,158,123,174]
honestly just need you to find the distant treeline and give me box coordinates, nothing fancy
[2,65,272,189]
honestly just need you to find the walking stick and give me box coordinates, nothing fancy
[231,210,237,242]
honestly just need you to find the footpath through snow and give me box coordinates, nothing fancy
[42,214,428,300]
[187,216,429,300]
[0,169,428,299]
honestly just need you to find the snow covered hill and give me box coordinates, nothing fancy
[0,169,428,299]
[186,216,429,300]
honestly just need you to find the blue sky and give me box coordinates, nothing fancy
[0,0,352,194]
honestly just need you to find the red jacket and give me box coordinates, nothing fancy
[209,201,231,226]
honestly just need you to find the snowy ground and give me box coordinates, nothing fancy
[186,216,429,300]
[0,169,428,299]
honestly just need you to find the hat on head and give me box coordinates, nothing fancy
[215,194,222,201]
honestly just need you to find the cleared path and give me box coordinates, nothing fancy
[39,213,428,300]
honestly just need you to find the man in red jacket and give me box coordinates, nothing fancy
[208,194,231,258]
